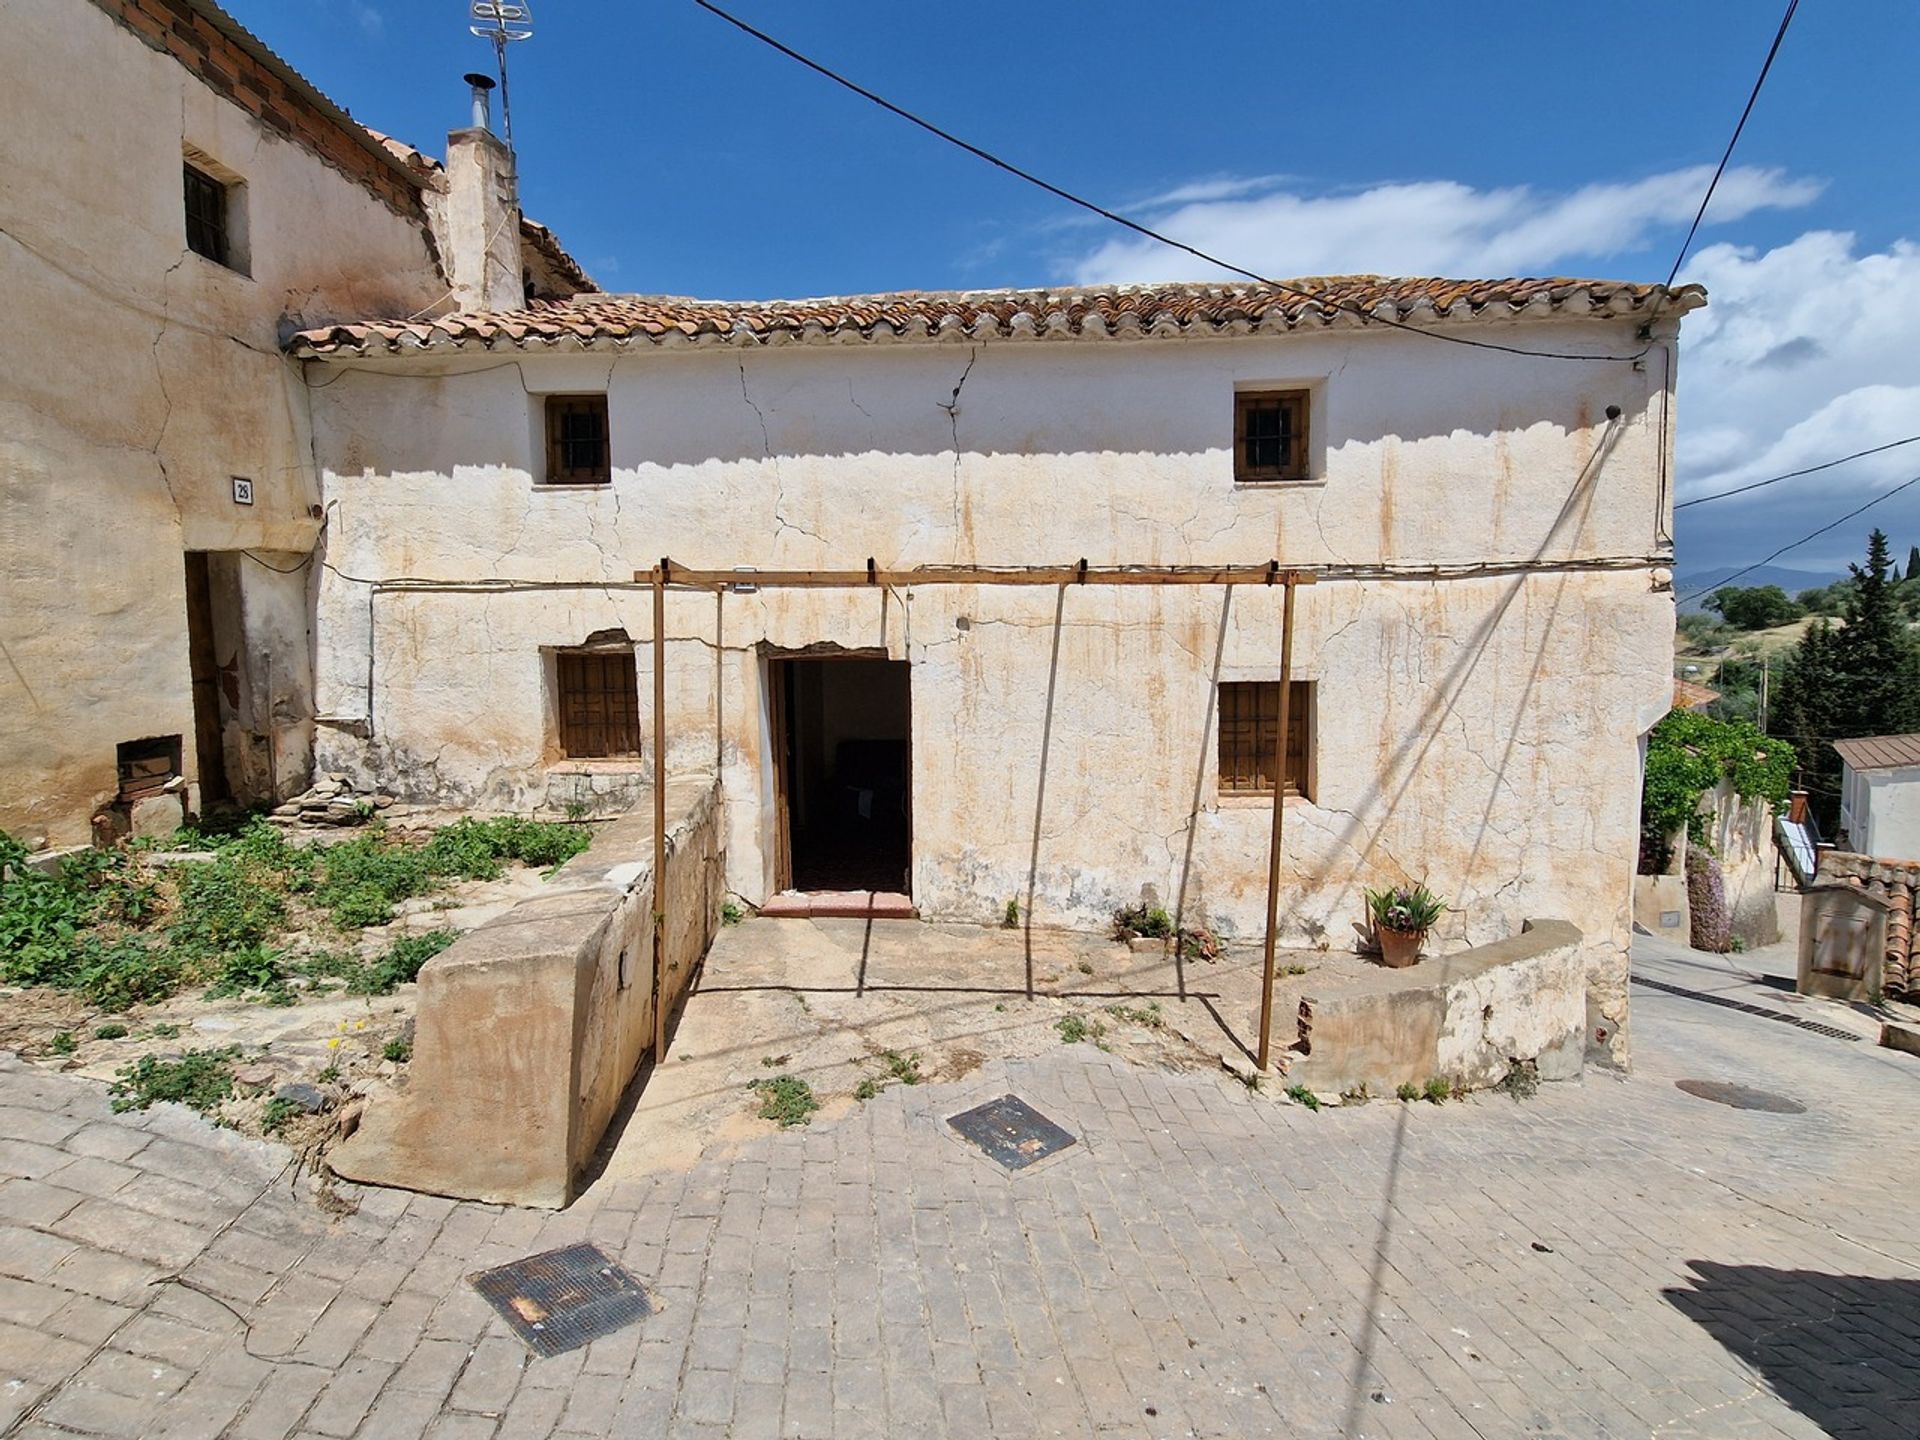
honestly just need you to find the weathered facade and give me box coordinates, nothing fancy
[290,279,1699,1066]
[0,0,591,846]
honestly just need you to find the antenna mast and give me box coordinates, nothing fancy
[468,2,534,145]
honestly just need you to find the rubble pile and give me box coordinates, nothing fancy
[269,773,396,828]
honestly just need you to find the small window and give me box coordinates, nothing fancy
[555,651,640,758]
[1218,681,1312,799]
[183,163,233,268]
[1234,390,1310,483]
[545,396,611,485]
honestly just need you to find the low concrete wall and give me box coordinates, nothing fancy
[331,778,724,1207]
[1291,919,1586,1095]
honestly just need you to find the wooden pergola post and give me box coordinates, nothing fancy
[652,557,668,1061]
[1256,575,1299,1072]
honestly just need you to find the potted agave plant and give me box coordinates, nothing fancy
[1365,883,1448,968]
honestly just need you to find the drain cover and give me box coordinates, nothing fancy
[470,1243,653,1357]
[1675,1079,1807,1114]
[948,1094,1077,1170]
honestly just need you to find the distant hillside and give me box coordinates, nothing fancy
[1675,565,1841,615]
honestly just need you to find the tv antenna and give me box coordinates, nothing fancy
[468,2,533,145]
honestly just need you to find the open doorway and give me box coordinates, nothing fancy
[769,654,911,894]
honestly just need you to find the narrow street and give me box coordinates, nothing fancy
[3,929,1915,1439]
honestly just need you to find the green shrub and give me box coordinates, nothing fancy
[1422,1077,1451,1104]
[93,1023,128,1040]
[1395,1082,1420,1102]
[110,1048,241,1113]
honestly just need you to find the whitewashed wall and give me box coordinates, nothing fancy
[307,318,1680,1063]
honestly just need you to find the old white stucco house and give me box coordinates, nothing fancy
[2,0,1705,1075]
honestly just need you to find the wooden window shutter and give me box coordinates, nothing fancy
[1218,681,1312,798]
[556,651,640,758]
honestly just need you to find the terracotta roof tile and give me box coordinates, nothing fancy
[1672,678,1722,712]
[285,275,1704,357]
[1817,850,1920,997]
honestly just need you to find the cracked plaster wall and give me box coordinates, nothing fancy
[0,0,445,844]
[306,320,1680,1063]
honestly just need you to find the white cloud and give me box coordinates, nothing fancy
[1066,165,1821,284]
[1670,232,1920,571]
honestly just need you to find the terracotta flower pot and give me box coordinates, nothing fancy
[1377,926,1424,968]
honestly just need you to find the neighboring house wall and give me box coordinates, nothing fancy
[0,0,445,844]
[1842,764,1920,863]
[304,318,1681,1065]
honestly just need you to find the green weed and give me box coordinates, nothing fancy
[1496,1061,1539,1101]
[354,930,458,995]
[881,1050,923,1085]
[109,1048,241,1114]
[1285,1083,1321,1111]
[382,1037,412,1064]
[49,1031,76,1056]
[721,900,746,926]
[1111,904,1174,941]
[1105,1001,1165,1029]
[1055,1015,1106,1046]
[93,1023,128,1040]
[205,943,286,999]
[1003,899,1020,929]
[1396,1082,1421,1102]
[853,1078,881,1101]
[749,1074,819,1127]
[1422,1077,1451,1104]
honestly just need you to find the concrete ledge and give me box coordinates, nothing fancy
[332,779,724,1208]
[1290,919,1586,1094]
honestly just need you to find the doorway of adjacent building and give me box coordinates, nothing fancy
[768,654,911,895]
[183,551,232,807]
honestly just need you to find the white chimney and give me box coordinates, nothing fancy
[442,73,523,313]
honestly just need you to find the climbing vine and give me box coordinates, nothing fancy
[1639,710,1795,873]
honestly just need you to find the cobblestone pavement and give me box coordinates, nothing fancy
[3,934,1917,1439]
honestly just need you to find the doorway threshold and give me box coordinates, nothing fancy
[757,890,916,920]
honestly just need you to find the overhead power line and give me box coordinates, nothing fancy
[1676,434,1920,510]
[690,0,1651,365]
[1662,0,1801,291]
[1677,472,1920,603]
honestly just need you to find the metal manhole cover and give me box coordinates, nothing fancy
[470,1243,654,1357]
[948,1094,1077,1170]
[1675,1079,1807,1114]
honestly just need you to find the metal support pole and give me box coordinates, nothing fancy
[1256,577,1299,1072]
[652,559,668,1060]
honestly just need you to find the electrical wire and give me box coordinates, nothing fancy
[1676,435,1920,510]
[1662,0,1800,292]
[1677,472,1920,603]
[688,0,1653,365]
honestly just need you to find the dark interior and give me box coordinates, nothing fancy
[781,657,911,893]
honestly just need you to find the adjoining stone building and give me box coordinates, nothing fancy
[0,0,592,847]
[5,0,1701,1072]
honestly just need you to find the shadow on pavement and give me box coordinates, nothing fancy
[1664,1261,1920,1439]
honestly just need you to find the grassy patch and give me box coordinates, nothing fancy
[880,1050,923,1085]
[749,1074,819,1127]
[853,1078,881,1101]
[93,1023,128,1041]
[1105,1001,1165,1030]
[1,817,580,1012]
[109,1048,242,1114]
[49,1031,76,1056]
[261,1096,303,1134]
[382,1037,412,1064]
[1422,1077,1452,1104]
[1285,1083,1321,1111]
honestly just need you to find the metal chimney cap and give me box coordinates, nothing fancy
[464,72,497,91]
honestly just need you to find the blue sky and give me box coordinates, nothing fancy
[243,1,1920,581]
